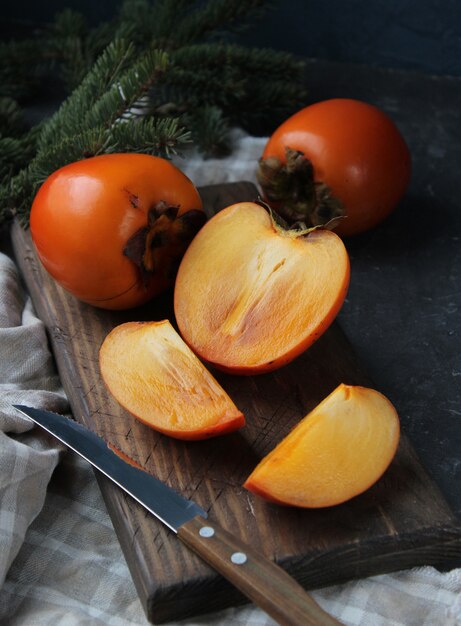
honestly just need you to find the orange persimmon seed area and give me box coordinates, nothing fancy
[99,320,244,440]
[244,384,400,508]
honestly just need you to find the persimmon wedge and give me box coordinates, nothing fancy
[244,384,400,508]
[99,320,244,440]
[174,202,350,374]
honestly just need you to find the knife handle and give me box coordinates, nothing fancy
[177,515,342,626]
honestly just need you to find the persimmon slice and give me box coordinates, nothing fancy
[244,384,400,508]
[174,202,350,374]
[99,320,244,440]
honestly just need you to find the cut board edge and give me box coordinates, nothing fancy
[144,523,461,624]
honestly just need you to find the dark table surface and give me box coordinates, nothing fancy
[2,57,460,546]
[302,60,461,528]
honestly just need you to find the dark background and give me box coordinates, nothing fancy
[2,0,461,549]
[1,0,460,76]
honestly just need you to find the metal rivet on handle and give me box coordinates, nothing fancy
[231,552,247,565]
[199,526,215,538]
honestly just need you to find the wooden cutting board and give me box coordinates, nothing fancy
[11,182,461,624]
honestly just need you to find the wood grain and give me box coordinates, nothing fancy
[178,515,342,626]
[11,182,461,624]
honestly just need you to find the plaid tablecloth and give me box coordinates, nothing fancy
[1,130,460,625]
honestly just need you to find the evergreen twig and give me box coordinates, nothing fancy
[38,39,137,150]
[1,42,190,225]
[169,0,269,46]
[186,105,232,157]
[0,97,27,137]
[0,0,307,227]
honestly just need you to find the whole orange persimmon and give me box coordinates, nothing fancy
[30,153,205,309]
[174,201,350,374]
[257,98,411,237]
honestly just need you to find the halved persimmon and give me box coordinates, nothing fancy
[174,202,350,374]
[99,320,244,440]
[244,384,400,508]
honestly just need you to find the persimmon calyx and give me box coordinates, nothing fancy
[257,147,346,228]
[256,197,344,238]
[123,201,206,287]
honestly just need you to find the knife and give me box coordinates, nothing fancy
[14,404,342,626]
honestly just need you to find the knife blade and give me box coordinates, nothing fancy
[14,404,342,626]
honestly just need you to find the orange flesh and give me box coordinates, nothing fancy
[244,384,400,507]
[99,320,244,439]
[174,202,350,374]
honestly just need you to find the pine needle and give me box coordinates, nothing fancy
[0,0,307,226]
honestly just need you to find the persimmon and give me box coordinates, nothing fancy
[257,98,411,237]
[174,201,349,374]
[30,153,205,309]
[99,320,244,440]
[244,384,400,508]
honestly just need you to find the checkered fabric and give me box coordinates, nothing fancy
[0,130,460,625]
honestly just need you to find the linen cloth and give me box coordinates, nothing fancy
[0,129,460,626]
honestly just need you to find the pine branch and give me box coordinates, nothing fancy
[145,45,302,124]
[113,0,269,49]
[37,39,136,150]
[152,43,306,133]
[159,65,246,107]
[0,97,27,137]
[228,79,308,128]
[47,9,114,91]
[115,0,196,46]
[186,105,231,157]
[163,43,305,101]
[104,116,191,158]
[31,117,190,180]
[2,43,191,225]
[82,48,169,132]
[211,45,306,82]
[0,0,308,227]
[0,98,40,185]
[171,0,270,46]
[32,127,108,181]
[171,43,306,88]
[0,137,30,180]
